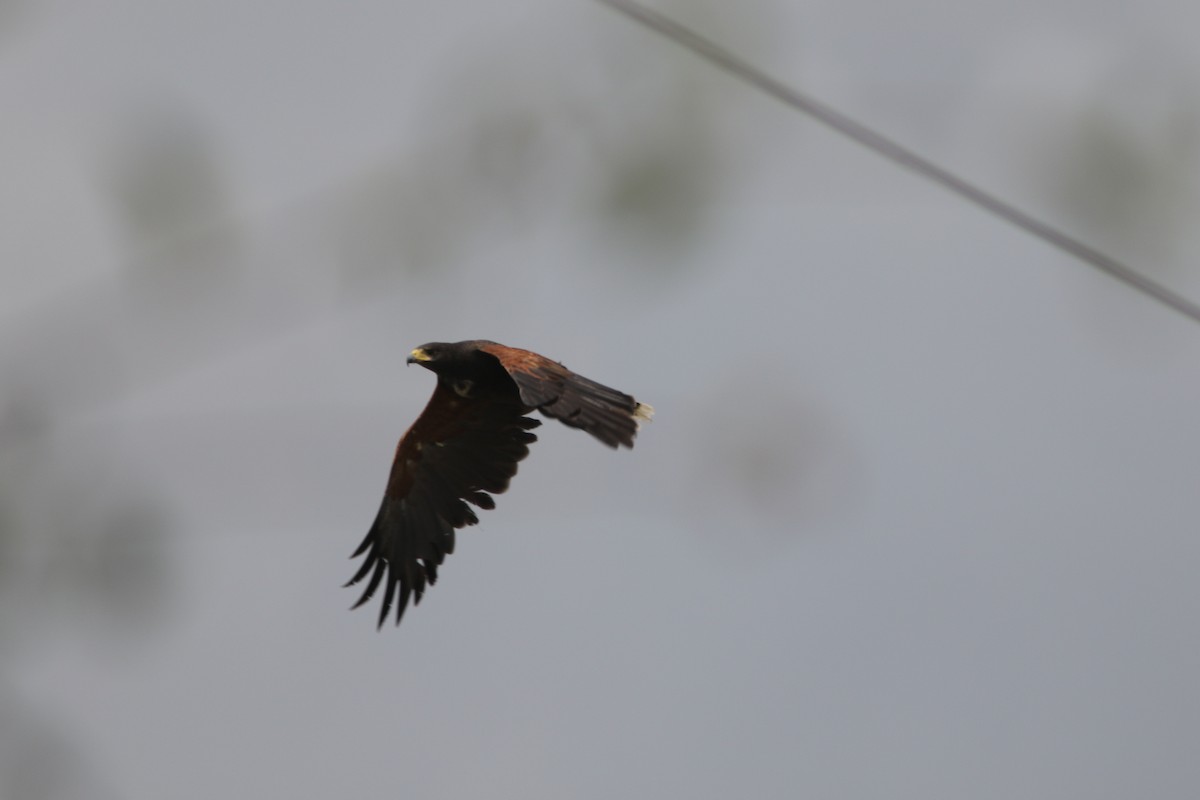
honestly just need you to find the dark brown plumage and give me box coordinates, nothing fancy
[346,340,653,627]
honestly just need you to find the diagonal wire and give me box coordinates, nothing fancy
[595,0,1200,327]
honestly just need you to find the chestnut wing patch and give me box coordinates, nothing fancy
[479,342,648,449]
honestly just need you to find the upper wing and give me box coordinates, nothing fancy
[345,382,540,627]
[477,342,653,449]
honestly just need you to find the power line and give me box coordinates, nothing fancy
[595,0,1200,327]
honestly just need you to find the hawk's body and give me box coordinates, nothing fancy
[346,340,652,627]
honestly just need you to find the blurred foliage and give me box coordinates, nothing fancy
[0,396,165,797]
[980,43,1200,275]
[105,109,229,246]
[335,0,780,291]
[336,99,549,282]
[1043,84,1199,263]
[0,398,44,612]
[0,103,205,776]
[0,411,173,642]
[47,498,172,634]
[0,697,118,800]
[583,76,721,269]
[1000,52,1200,350]
[686,375,861,560]
[0,488,13,603]
[102,106,243,304]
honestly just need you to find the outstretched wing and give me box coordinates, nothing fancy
[478,342,653,449]
[345,382,540,627]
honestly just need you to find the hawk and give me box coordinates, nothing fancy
[346,340,653,627]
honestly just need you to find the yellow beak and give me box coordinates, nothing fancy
[407,348,431,364]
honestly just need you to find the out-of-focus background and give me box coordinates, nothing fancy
[4,0,1200,797]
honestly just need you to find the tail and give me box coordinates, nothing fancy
[536,372,653,448]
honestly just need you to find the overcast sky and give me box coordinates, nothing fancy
[3,1,1200,798]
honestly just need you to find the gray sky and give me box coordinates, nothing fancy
[3,1,1199,798]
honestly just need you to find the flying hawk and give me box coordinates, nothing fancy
[346,340,652,627]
